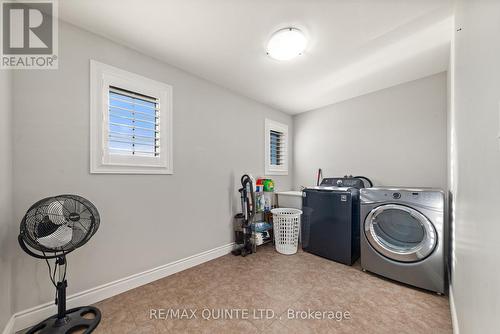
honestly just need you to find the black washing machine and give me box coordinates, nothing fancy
[301,177,369,265]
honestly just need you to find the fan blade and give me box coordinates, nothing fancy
[47,200,67,225]
[36,225,73,250]
[36,218,59,238]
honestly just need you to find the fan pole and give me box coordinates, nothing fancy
[55,257,68,325]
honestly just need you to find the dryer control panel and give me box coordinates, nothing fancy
[360,188,444,210]
[320,177,365,189]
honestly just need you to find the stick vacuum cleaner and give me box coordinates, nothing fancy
[232,174,255,257]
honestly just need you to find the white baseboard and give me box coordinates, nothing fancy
[8,242,234,333]
[449,285,459,334]
[1,316,14,334]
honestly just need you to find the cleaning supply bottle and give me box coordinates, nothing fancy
[263,179,274,192]
[263,178,274,211]
[255,185,265,212]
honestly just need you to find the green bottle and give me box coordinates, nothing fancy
[263,179,274,192]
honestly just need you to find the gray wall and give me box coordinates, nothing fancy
[0,69,13,330]
[293,73,447,189]
[450,0,500,332]
[11,22,293,313]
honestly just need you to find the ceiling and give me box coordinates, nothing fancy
[59,0,453,114]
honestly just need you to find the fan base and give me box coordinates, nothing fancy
[26,306,101,334]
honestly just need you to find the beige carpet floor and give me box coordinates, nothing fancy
[20,244,453,333]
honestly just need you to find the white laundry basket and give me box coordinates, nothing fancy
[271,208,302,255]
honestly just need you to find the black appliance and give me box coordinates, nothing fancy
[18,195,101,334]
[301,176,370,265]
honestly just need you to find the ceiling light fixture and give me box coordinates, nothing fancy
[266,27,307,61]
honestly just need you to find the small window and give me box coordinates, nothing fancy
[265,119,288,175]
[90,60,173,174]
[108,87,160,157]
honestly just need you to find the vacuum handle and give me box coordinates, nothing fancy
[316,168,323,186]
[240,174,255,222]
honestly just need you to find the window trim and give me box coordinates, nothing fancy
[90,60,173,174]
[265,118,289,176]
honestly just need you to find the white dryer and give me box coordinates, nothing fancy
[360,188,445,294]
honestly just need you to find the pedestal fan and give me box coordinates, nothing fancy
[18,195,101,333]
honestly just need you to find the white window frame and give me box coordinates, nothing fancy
[265,118,289,175]
[90,60,173,174]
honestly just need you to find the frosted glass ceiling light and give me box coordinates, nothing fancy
[266,28,307,61]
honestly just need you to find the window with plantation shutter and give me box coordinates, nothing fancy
[270,130,285,166]
[108,87,160,157]
[265,119,288,175]
[90,60,173,174]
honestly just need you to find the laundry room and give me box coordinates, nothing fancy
[1,1,499,334]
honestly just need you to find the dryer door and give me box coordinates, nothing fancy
[364,204,437,262]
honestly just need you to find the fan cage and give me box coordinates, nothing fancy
[20,195,100,254]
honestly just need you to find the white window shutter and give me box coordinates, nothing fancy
[90,60,173,174]
[107,87,160,157]
[265,119,289,175]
